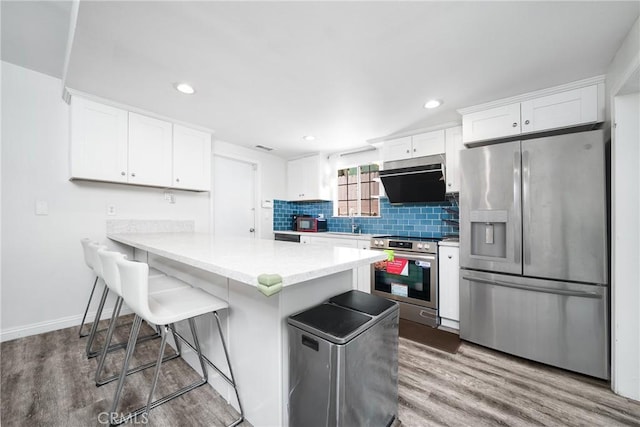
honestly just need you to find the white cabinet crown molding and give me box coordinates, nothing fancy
[65,88,216,134]
[457,75,605,115]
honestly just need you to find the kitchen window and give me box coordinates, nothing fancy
[336,164,380,217]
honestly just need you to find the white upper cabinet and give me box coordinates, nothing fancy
[444,126,464,193]
[460,78,603,144]
[128,113,173,187]
[70,95,211,191]
[70,97,128,183]
[287,154,330,201]
[382,130,445,162]
[381,136,412,162]
[411,130,446,157]
[462,103,521,143]
[520,85,598,133]
[172,125,211,191]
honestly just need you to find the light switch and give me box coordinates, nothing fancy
[35,200,48,215]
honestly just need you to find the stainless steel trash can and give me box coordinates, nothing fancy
[288,290,399,427]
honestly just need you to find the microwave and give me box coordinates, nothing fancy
[296,217,328,232]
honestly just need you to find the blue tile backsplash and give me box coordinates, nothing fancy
[273,198,458,238]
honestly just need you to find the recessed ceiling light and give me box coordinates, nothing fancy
[303,135,315,141]
[174,83,196,95]
[424,99,443,109]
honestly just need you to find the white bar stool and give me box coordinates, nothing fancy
[79,239,100,338]
[107,258,243,426]
[94,249,189,386]
[85,242,167,359]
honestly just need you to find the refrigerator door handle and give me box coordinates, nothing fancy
[461,275,603,299]
[522,149,531,265]
[513,149,522,265]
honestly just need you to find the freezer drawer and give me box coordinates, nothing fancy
[460,270,609,379]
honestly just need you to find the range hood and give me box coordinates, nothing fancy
[379,155,446,204]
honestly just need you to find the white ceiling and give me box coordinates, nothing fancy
[2,1,639,158]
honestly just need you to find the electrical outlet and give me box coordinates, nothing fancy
[164,192,176,204]
[107,205,116,216]
[35,200,48,215]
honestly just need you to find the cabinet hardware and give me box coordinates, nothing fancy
[448,255,453,259]
[512,122,518,127]
[131,173,136,177]
[413,148,416,152]
[176,178,180,182]
[406,149,410,153]
[448,183,452,186]
[524,120,530,125]
[121,171,126,176]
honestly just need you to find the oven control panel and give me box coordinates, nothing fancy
[371,238,437,254]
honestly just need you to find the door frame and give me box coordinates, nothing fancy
[610,58,640,399]
[211,153,261,238]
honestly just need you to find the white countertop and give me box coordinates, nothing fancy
[274,230,376,241]
[108,232,386,287]
[438,239,460,247]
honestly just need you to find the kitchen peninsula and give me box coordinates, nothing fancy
[107,232,387,426]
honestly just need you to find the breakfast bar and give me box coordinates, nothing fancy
[107,232,387,426]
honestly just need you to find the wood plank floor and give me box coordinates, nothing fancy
[2,317,640,426]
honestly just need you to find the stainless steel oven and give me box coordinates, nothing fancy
[370,236,439,327]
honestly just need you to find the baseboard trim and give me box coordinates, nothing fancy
[1,306,133,343]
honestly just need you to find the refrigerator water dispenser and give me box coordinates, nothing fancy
[470,210,508,259]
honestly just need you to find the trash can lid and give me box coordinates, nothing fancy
[329,290,396,316]
[288,303,371,343]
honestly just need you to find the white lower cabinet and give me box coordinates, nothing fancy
[438,244,460,330]
[306,235,371,292]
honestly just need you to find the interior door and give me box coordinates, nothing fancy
[213,156,256,238]
[522,130,607,284]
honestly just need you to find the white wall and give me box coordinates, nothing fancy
[606,17,640,401]
[0,61,211,340]
[212,140,286,239]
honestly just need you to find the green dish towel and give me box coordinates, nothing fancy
[257,273,283,297]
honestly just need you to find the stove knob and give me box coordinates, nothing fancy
[417,243,423,249]
[374,240,379,246]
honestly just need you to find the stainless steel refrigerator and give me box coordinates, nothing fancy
[459,129,609,379]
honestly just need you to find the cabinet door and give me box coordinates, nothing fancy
[128,113,173,187]
[382,136,412,162]
[287,157,308,200]
[412,130,445,157]
[70,97,128,182]
[462,103,521,143]
[438,246,460,323]
[444,126,463,193]
[521,85,598,133]
[287,155,329,201]
[172,125,211,191]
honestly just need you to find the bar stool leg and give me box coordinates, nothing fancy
[95,296,124,384]
[214,311,244,425]
[86,285,110,358]
[79,276,99,338]
[145,326,169,415]
[188,318,209,382]
[169,323,182,356]
[109,315,143,425]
